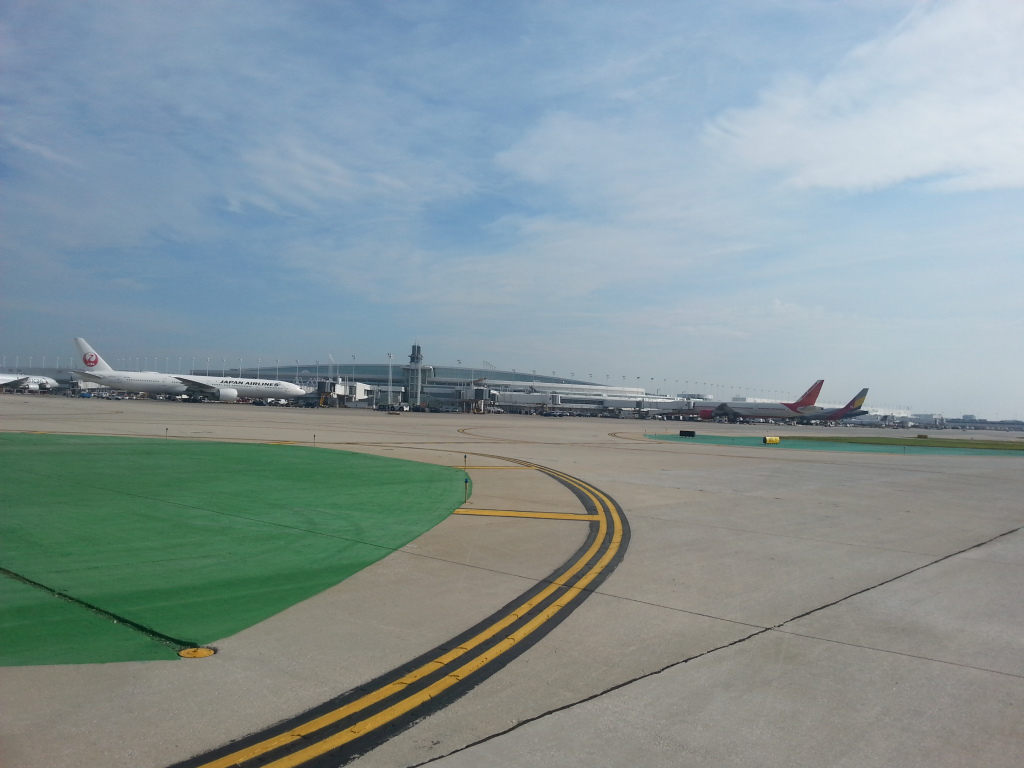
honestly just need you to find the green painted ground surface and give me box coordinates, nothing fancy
[648,433,1024,457]
[779,434,1024,451]
[0,433,468,666]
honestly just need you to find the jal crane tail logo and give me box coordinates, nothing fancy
[83,353,99,368]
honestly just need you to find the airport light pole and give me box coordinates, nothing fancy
[276,359,279,379]
[387,353,393,407]
[257,359,261,380]
[206,358,210,376]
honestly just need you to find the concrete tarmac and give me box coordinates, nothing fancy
[1,396,1022,767]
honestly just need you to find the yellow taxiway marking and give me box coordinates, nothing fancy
[455,465,534,469]
[454,509,600,521]
[189,456,624,768]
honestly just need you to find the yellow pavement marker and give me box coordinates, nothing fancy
[454,509,600,521]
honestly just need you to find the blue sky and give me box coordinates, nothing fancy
[2,0,1022,418]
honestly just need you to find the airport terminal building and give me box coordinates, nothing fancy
[233,344,657,414]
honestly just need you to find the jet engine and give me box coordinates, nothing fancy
[24,383,40,391]
[212,388,239,402]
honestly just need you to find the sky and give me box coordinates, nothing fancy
[2,0,1022,418]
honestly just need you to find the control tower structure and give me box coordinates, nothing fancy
[404,344,431,406]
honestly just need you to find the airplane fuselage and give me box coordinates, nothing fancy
[0,374,60,391]
[717,402,824,419]
[71,338,307,401]
[77,370,305,400]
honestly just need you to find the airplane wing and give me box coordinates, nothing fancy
[841,409,869,420]
[3,377,29,388]
[74,371,106,383]
[173,376,220,393]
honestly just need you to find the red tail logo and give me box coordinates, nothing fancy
[792,379,824,407]
[83,353,98,368]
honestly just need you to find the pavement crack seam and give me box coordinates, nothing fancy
[410,525,1024,766]
[409,627,772,767]
[770,630,1024,679]
[773,523,1024,630]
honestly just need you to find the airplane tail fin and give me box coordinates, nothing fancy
[844,388,869,411]
[74,338,113,372]
[790,379,824,408]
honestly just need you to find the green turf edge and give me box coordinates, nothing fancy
[0,574,179,664]
[1,433,469,666]
[778,434,1024,451]
[645,433,1024,456]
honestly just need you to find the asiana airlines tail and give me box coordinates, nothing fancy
[72,338,306,402]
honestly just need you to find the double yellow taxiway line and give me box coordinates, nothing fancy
[173,454,629,768]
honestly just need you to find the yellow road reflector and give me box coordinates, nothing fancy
[178,647,216,658]
[454,509,600,521]
[763,436,780,445]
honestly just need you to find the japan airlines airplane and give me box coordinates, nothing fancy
[72,338,306,401]
[0,374,60,391]
[798,388,870,422]
[698,379,825,421]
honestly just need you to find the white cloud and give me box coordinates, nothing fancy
[5,135,81,167]
[708,0,1024,191]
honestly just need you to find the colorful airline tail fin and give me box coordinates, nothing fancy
[844,388,869,412]
[74,338,113,372]
[789,379,824,408]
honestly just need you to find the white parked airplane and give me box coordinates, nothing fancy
[72,338,306,401]
[0,374,60,391]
